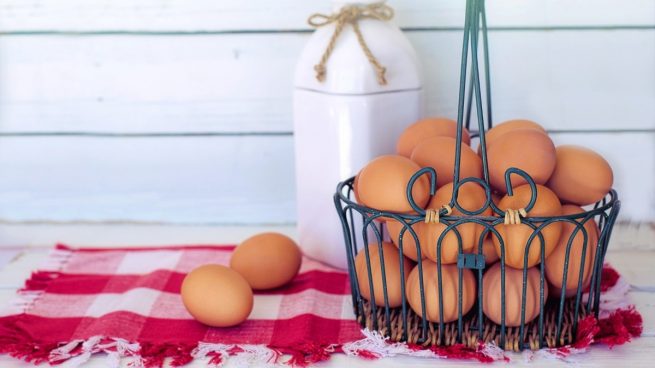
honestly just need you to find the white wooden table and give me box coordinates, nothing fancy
[0,223,653,367]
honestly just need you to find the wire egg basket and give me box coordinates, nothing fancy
[334,0,620,351]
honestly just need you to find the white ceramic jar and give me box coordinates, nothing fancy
[293,0,424,269]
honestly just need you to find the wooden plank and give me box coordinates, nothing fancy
[0,249,46,289]
[606,250,655,289]
[0,0,653,33]
[0,34,298,134]
[0,248,22,271]
[0,30,653,134]
[611,222,655,251]
[0,223,297,249]
[0,131,651,224]
[418,30,655,132]
[0,289,17,305]
[630,292,655,336]
[0,135,296,224]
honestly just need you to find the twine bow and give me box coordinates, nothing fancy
[425,205,453,224]
[504,208,527,225]
[307,2,394,85]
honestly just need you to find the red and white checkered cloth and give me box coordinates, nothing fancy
[0,244,363,367]
[0,244,643,367]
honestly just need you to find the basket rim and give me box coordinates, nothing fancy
[335,175,620,223]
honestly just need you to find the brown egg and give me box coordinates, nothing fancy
[358,155,430,213]
[491,192,502,207]
[181,264,253,327]
[396,117,471,157]
[352,172,361,203]
[355,241,413,307]
[479,119,546,152]
[494,184,562,269]
[546,205,599,298]
[406,261,476,323]
[481,233,500,264]
[410,136,482,188]
[481,195,501,264]
[487,129,556,193]
[422,181,492,264]
[547,145,613,206]
[482,263,548,327]
[230,232,302,290]
[386,220,424,261]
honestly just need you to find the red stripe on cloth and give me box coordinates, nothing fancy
[0,313,362,346]
[24,270,350,296]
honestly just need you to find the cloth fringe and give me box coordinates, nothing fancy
[0,247,72,317]
[342,329,508,363]
[0,264,643,367]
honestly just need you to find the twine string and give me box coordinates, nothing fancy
[307,2,394,85]
[425,205,453,224]
[504,208,527,225]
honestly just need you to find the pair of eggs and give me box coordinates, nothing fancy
[180,233,302,327]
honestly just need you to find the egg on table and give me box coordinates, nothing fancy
[493,184,562,269]
[406,260,476,323]
[482,262,548,327]
[230,232,302,290]
[355,241,413,307]
[396,117,471,157]
[181,264,254,327]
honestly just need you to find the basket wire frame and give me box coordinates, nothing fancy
[334,0,621,351]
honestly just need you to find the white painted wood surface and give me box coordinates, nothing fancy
[0,0,653,32]
[0,0,652,225]
[0,132,651,224]
[0,136,296,224]
[1,31,653,133]
[0,224,653,367]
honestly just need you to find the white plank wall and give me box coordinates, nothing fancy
[0,0,654,31]
[1,30,654,133]
[0,136,296,224]
[0,0,653,226]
